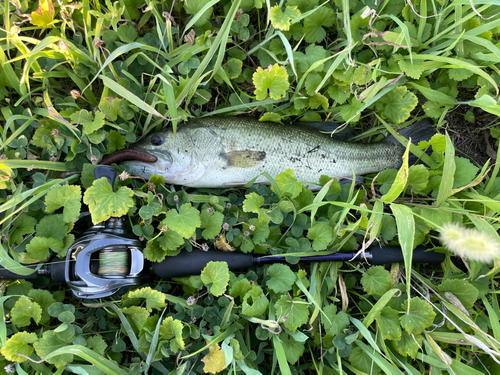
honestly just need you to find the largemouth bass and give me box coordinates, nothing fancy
[123,117,433,188]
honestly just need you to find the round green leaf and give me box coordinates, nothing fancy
[201,261,230,297]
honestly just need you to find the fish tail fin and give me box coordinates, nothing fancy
[384,120,436,164]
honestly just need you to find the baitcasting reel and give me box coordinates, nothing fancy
[64,165,146,298]
[64,217,145,299]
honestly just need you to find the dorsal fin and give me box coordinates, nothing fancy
[293,121,355,141]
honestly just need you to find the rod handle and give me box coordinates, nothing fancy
[370,245,445,265]
[152,249,254,278]
[0,264,40,279]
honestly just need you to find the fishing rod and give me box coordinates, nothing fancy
[0,166,445,299]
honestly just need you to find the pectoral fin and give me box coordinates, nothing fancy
[221,151,266,168]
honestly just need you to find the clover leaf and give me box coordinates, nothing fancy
[70,110,106,135]
[160,316,185,353]
[270,5,300,31]
[321,304,350,336]
[1,332,38,363]
[274,295,309,332]
[86,336,107,356]
[437,279,478,309]
[83,177,135,224]
[163,203,201,239]
[307,223,334,251]
[360,266,393,296]
[201,261,230,297]
[303,7,334,43]
[31,0,57,27]
[266,264,296,293]
[242,285,269,317]
[273,169,302,198]
[11,296,42,327]
[34,330,74,367]
[376,306,402,341]
[202,342,226,374]
[392,331,423,358]
[128,287,167,312]
[280,332,305,365]
[400,297,436,334]
[45,185,82,223]
[375,86,418,124]
[253,64,289,100]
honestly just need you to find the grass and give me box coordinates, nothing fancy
[0,0,499,374]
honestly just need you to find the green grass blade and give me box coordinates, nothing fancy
[100,75,166,119]
[406,82,457,105]
[181,0,221,37]
[43,345,128,375]
[390,203,415,304]
[0,44,23,95]
[363,288,402,328]
[356,341,404,375]
[175,0,242,106]
[410,54,498,94]
[276,31,298,79]
[2,160,72,171]
[482,298,500,342]
[435,132,456,206]
[272,334,292,375]
[377,114,434,167]
[84,43,168,90]
[380,143,411,203]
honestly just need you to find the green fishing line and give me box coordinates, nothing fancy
[98,250,130,276]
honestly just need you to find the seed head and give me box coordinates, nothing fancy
[70,90,81,99]
[10,26,20,36]
[58,40,70,52]
[119,171,130,181]
[249,224,256,231]
[94,38,104,48]
[90,155,99,165]
[51,128,59,136]
[226,202,232,209]
[207,207,213,214]
[147,183,156,191]
[186,296,197,306]
[49,155,58,162]
[243,231,250,237]
[222,223,230,231]
[173,195,179,203]
[160,225,168,232]
[440,222,500,263]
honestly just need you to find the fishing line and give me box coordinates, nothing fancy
[98,249,130,276]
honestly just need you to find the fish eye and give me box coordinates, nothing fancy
[150,135,164,146]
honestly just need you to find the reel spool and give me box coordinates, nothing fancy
[65,218,145,299]
[98,248,130,277]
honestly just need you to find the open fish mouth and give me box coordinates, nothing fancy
[100,149,158,165]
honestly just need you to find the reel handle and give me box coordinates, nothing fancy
[94,165,117,187]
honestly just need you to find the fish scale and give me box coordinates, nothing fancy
[123,117,430,188]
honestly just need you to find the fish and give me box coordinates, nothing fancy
[122,117,434,189]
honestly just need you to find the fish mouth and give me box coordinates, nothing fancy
[100,149,158,165]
